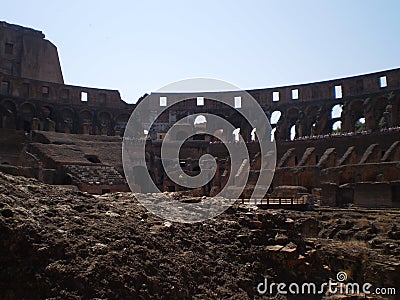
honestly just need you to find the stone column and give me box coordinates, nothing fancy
[114,126,120,136]
[31,118,40,131]
[82,123,90,134]
[341,102,352,132]
[100,126,108,136]
[363,98,376,131]
[46,118,56,132]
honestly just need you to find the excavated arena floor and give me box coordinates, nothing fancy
[0,172,399,299]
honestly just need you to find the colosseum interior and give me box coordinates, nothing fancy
[1,21,400,208]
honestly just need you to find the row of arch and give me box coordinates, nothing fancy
[266,95,399,141]
[170,94,399,142]
[1,93,399,140]
[0,99,130,135]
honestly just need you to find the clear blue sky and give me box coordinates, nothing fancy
[3,0,400,103]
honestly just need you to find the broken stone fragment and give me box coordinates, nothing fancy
[105,211,120,217]
[281,246,297,254]
[285,218,294,224]
[274,233,289,244]
[163,221,172,227]
[265,245,284,251]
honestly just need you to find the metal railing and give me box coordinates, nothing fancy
[240,197,306,206]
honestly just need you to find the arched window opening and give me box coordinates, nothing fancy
[355,117,365,133]
[232,128,240,142]
[194,115,207,127]
[271,127,276,142]
[331,104,343,119]
[290,125,296,141]
[250,128,256,141]
[332,121,342,134]
[270,111,281,125]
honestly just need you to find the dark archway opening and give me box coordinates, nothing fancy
[85,155,101,163]
[23,121,31,132]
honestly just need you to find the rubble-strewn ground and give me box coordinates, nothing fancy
[0,172,399,300]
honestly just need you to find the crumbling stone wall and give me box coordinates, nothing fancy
[1,22,400,204]
[0,21,63,83]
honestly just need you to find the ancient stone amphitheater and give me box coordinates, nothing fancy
[1,21,399,207]
[1,21,400,300]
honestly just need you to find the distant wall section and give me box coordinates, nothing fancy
[0,21,63,84]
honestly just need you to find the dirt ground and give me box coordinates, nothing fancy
[0,172,399,299]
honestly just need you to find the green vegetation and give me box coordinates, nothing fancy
[355,120,366,133]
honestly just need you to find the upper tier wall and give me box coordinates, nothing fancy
[249,68,400,106]
[0,72,128,108]
[0,21,64,84]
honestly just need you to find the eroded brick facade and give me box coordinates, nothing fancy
[1,22,399,207]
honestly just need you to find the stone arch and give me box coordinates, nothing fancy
[19,102,36,131]
[330,104,343,119]
[290,124,296,140]
[270,110,281,127]
[312,105,331,135]
[226,111,244,129]
[347,100,364,132]
[332,120,342,133]
[355,117,366,133]
[79,109,93,122]
[40,105,55,131]
[372,96,390,129]
[0,99,17,129]
[250,127,257,141]
[60,108,75,133]
[20,102,36,115]
[41,105,53,118]
[287,107,300,139]
[286,107,300,127]
[305,105,319,136]
[226,111,250,142]
[348,99,364,114]
[98,111,112,122]
[79,110,94,134]
[232,128,241,142]
[275,110,288,141]
[2,99,16,113]
[363,97,379,132]
[194,115,207,128]
[391,94,400,126]
[98,111,113,135]
[206,112,228,140]
[270,127,277,142]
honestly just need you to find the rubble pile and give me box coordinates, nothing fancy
[0,172,399,299]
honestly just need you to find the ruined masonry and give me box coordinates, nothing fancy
[0,21,399,207]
